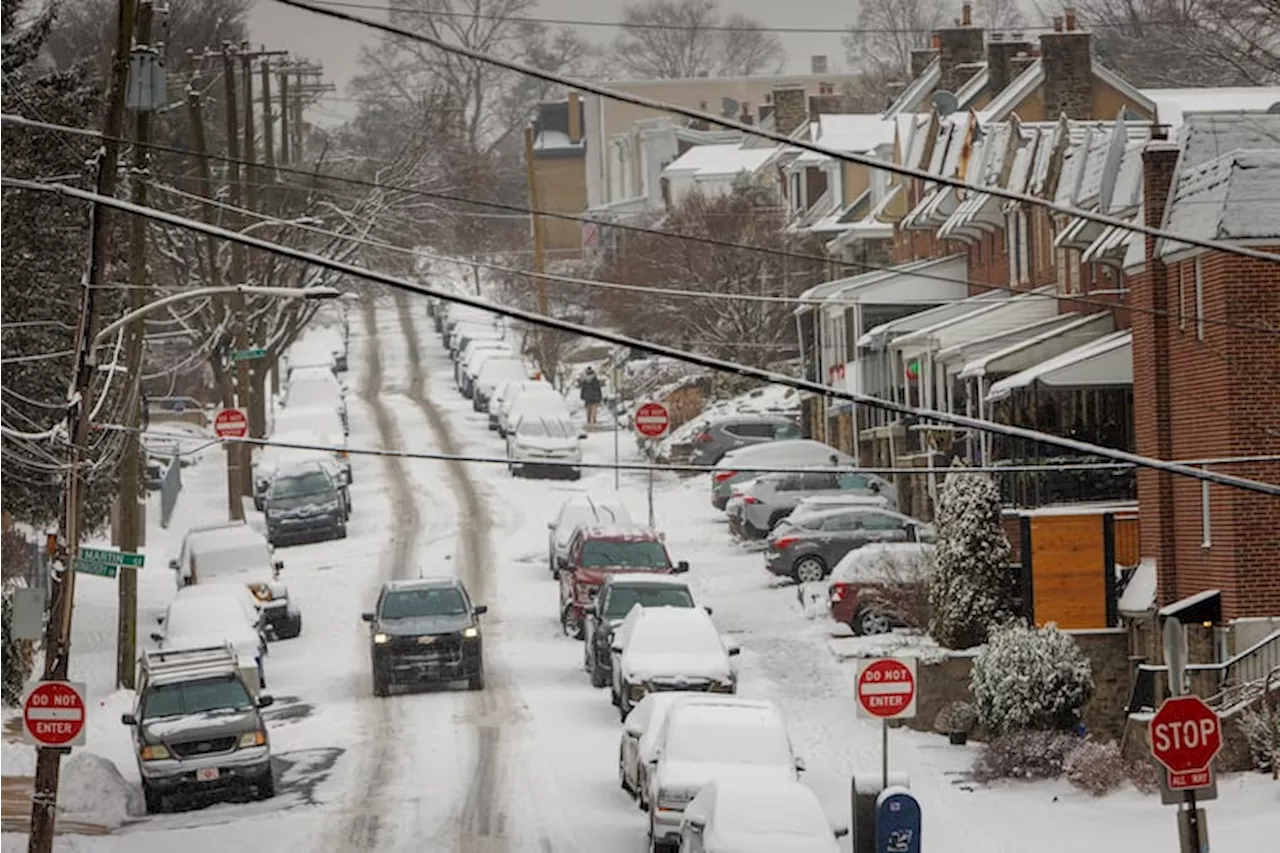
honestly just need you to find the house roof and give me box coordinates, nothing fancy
[858,288,1011,349]
[888,287,1060,360]
[885,57,942,118]
[1159,149,1280,255]
[797,254,968,317]
[661,142,776,179]
[1177,111,1280,172]
[814,113,898,152]
[979,58,1157,123]
[1142,86,1280,129]
[955,65,992,110]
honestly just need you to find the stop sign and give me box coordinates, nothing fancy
[856,657,917,719]
[634,401,670,439]
[1150,695,1222,774]
[22,681,87,747]
[213,408,249,439]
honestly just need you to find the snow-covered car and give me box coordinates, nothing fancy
[444,313,502,351]
[506,413,584,479]
[497,381,565,435]
[151,591,267,693]
[455,337,510,390]
[473,356,532,412]
[647,698,804,853]
[763,507,928,583]
[285,338,336,378]
[547,492,633,576]
[557,523,688,638]
[584,572,695,688]
[678,778,845,853]
[827,542,936,635]
[777,493,910,532]
[729,470,896,539]
[612,606,738,719]
[619,693,745,809]
[710,441,857,510]
[253,436,351,515]
[264,460,347,546]
[282,366,348,431]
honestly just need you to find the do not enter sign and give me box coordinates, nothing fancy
[634,401,670,439]
[22,681,87,748]
[213,408,249,439]
[856,657,917,719]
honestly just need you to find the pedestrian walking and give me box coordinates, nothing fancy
[579,367,603,426]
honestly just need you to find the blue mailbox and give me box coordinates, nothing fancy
[875,787,921,853]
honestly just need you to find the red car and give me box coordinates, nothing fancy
[556,523,688,638]
[827,542,935,636]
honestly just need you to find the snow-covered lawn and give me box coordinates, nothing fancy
[5,297,1276,853]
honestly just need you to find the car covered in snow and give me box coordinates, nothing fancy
[169,520,302,640]
[677,778,844,853]
[498,381,566,436]
[763,506,929,583]
[610,606,738,719]
[710,441,856,510]
[584,573,696,688]
[827,542,936,635]
[455,337,511,391]
[285,337,337,377]
[363,577,488,695]
[548,492,633,576]
[122,644,276,813]
[263,460,348,546]
[473,356,532,412]
[727,469,895,539]
[556,523,688,638]
[506,413,584,479]
[253,438,351,515]
[151,590,267,694]
[269,406,352,483]
[646,698,804,853]
[619,693,746,811]
[686,414,803,467]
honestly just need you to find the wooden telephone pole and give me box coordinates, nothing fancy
[523,124,549,371]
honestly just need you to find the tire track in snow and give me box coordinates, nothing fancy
[321,299,422,852]
[395,293,545,853]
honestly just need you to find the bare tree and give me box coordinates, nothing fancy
[844,0,951,80]
[972,0,1025,27]
[599,187,825,369]
[611,0,785,79]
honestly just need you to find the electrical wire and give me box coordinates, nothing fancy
[11,176,1274,496]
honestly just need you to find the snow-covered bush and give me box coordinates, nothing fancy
[970,623,1094,734]
[928,466,1013,649]
[934,701,978,735]
[1239,700,1280,772]
[971,730,1078,782]
[1063,739,1127,796]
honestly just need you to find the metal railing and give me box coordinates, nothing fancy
[1128,629,1280,714]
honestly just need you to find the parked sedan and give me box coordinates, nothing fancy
[678,778,844,853]
[612,607,738,720]
[619,694,745,809]
[506,414,584,478]
[584,573,697,688]
[687,414,802,467]
[730,470,896,539]
[763,507,928,583]
[828,542,936,635]
[710,441,856,510]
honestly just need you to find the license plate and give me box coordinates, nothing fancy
[196,767,220,782]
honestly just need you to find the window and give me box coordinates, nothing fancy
[381,587,469,619]
[580,538,669,568]
[725,422,775,439]
[774,423,802,439]
[1201,478,1211,548]
[1194,256,1205,341]
[859,512,907,531]
[142,676,252,721]
[772,474,804,492]
[799,472,838,491]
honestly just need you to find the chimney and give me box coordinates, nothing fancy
[1053,16,1064,32]
[567,91,581,144]
[772,85,808,137]
[936,15,985,95]
[811,55,829,75]
[1009,51,1037,79]
[986,32,1034,97]
[1065,8,1078,31]
[1040,15,1093,119]
[961,3,972,26]
[910,47,939,79]
[740,102,754,125]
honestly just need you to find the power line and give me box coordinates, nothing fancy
[303,1,1226,36]
[9,176,1277,497]
[7,113,1276,336]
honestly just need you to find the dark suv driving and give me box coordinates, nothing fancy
[582,574,698,688]
[363,578,488,695]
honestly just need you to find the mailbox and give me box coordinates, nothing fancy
[875,787,921,853]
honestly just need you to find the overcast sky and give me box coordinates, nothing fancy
[247,1,1041,124]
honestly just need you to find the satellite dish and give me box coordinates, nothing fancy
[721,97,741,118]
[931,90,959,115]
[1267,101,1280,114]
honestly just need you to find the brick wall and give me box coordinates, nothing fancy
[910,48,939,79]
[937,26,985,95]
[1040,30,1093,119]
[987,38,1034,98]
[772,86,808,137]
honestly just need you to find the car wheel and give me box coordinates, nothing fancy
[468,667,485,691]
[793,556,827,583]
[560,605,583,639]
[855,608,894,637]
[279,613,303,640]
[372,666,390,697]
[142,781,164,814]
[255,768,276,800]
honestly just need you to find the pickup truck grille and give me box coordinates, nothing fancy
[170,736,237,758]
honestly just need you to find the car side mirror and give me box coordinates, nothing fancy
[834,825,850,839]
[794,755,806,773]
[685,812,707,831]
[167,559,179,571]
[727,646,741,657]
[149,631,163,643]
[121,713,137,726]
[703,606,713,616]
[675,561,689,574]
[361,612,375,622]
[256,694,275,708]
[473,605,488,616]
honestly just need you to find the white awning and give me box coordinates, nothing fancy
[796,254,969,317]
[986,331,1133,402]
[889,286,1059,361]
[858,288,1009,350]
[933,314,1082,374]
[958,312,1116,379]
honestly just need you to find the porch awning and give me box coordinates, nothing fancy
[958,311,1116,379]
[933,314,1082,374]
[795,254,970,318]
[889,286,1059,361]
[986,330,1133,403]
[858,287,1009,350]
[1081,221,1137,266]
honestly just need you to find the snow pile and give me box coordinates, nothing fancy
[827,631,946,664]
[970,623,1094,734]
[57,751,142,824]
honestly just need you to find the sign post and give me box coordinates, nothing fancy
[1151,694,1221,853]
[633,401,670,529]
[22,682,87,748]
[856,657,918,789]
[73,546,145,580]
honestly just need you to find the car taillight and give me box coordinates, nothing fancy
[742,495,760,505]
[714,470,737,483]
[694,432,715,443]
[771,536,798,550]
[830,582,851,602]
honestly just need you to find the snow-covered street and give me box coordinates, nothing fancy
[3,298,1275,853]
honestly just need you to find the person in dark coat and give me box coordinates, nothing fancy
[579,367,603,425]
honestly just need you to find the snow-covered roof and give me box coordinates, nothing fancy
[715,439,853,468]
[1160,149,1280,256]
[957,311,1115,379]
[1118,557,1158,616]
[884,57,941,117]
[986,331,1133,402]
[857,289,1009,349]
[534,129,583,151]
[700,778,838,850]
[812,113,897,153]
[1144,86,1280,129]
[581,522,660,540]
[605,572,691,587]
[831,542,935,585]
[981,58,1156,123]
[1177,111,1280,171]
[955,65,991,109]
[661,143,775,179]
[889,287,1059,359]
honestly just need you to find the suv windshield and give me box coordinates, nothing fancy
[519,419,572,439]
[381,587,468,619]
[142,675,252,720]
[270,470,332,499]
[604,586,693,618]
[580,539,669,568]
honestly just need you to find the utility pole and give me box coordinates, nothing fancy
[222,43,253,507]
[28,0,136,849]
[261,59,276,173]
[185,87,240,520]
[278,67,290,164]
[115,0,155,693]
[522,124,548,372]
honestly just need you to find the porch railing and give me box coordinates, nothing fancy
[994,455,1136,507]
[1127,629,1280,715]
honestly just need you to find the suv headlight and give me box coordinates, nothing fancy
[140,744,170,761]
[239,730,267,748]
[461,627,479,639]
[373,632,390,644]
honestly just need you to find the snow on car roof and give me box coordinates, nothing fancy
[832,542,935,583]
[626,608,719,654]
[716,439,855,468]
[605,572,688,587]
[581,522,661,540]
[386,577,463,592]
[705,778,834,843]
